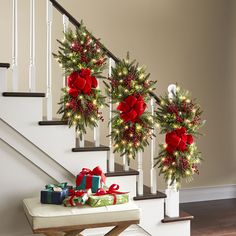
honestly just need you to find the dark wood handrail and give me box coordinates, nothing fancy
[49,0,119,63]
[49,0,160,104]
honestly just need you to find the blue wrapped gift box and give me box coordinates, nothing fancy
[40,183,69,205]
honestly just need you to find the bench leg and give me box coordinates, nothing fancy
[105,224,131,236]
[43,232,63,236]
[64,229,84,236]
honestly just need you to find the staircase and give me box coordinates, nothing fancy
[0,1,193,236]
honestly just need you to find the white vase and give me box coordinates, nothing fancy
[165,180,179,217]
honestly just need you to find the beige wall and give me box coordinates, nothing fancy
[0,0,235,189]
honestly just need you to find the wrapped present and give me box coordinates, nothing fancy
[76,166,106,193]
[40,182,68,205]
[88,184,129,207]
[63,189,92,207]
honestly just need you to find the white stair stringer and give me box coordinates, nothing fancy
[0,117,138,198]
[135,199,191,236]
[0,118,75,184]
[0,96,108,175]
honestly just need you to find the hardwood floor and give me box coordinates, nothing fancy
[181,198,236,236]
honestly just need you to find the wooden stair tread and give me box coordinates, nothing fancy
[106,162,139,177]
[2,92,45,97]
[39,120,68,125]
[0,63,10,68]
[72,140,109,152]
[133,185,166,200]
[161,211,194,223]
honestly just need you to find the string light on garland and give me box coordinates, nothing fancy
[154,85,205,187]
[53,22,107,139]
[104,53,157,160]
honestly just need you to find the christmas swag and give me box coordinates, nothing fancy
[105,54,156,160]
[155,85,204,187]
[54,23,107,139]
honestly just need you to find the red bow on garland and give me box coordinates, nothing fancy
[76,166,106,187]
[165,127,193,154]
[67,68,98,97]
[117,95,147,123]
[94,184,128,205]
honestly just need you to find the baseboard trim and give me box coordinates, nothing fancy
[180,184,236,203]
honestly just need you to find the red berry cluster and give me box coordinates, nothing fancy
[178,157,190,171]
[162,156,174,166]
[71,35,105,67]
[192,164,199,174]
[124,74,135,89]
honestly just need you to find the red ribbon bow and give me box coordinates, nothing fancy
[94,184,128,205]
[117,95,147,123]
[67,68,98,97]
[68,189,86,206]
[165,127,193,154]
[76,166,106,188]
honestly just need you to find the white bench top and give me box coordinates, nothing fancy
[23,198,140,230]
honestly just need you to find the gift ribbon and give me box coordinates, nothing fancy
[45,182,67,191]
[46,191,53,204]
[68,189,86,206]
[76,166,106,188]
[94,184,128,205]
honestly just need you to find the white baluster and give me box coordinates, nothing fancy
[29,0,36,92]
[108,57,115,172]
[94,80,100,147]
[63,14,69,35]
[137,151,144,196]
[123,155,129,171]
[150,98,157,194]
[76,131,84,148]
[165,84,179,217]
[0,68,7,92]
[62,14,69,88]
[46,0,53,120]
[12,0,18,91]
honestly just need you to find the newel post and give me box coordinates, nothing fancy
[165,84,180,217]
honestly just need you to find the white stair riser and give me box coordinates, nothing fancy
[0,68,7,92]
[0,96,107,174]
[135,199,190,236]
[0,96,43,122]
[106,175,137,198]
[160,221,191,236]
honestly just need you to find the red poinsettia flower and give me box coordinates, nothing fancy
[117,95,147,123]
[165,127,193,154]
[67,69,98,96]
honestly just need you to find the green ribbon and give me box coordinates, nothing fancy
[46,191,53,204]
[45,182,67,191]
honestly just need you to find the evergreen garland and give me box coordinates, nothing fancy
[155,85,205,187]
[53,23,107,139]
[105,54,157,160]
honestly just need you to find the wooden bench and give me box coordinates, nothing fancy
[23,198,140,236]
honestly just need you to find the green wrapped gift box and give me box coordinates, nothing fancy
[88,184,129,207]
[88,193,129,207]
